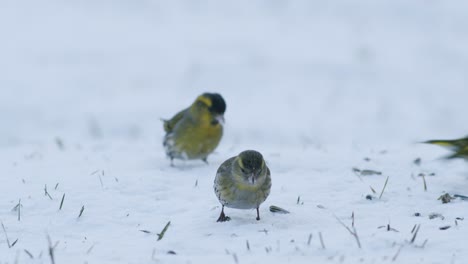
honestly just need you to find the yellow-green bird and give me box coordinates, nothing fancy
[214,150,271,222]
[423,135,468,160]
[163,93,226,165]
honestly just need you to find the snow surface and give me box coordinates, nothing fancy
[2,1,468,263]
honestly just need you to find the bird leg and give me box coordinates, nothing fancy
[217,205,230,222]
[256,207,260,221]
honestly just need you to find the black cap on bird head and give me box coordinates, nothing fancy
[238,150,264,172]
[202,93,226,115]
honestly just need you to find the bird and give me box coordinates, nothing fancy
[162,93,226,165]
[214,150,271,222]
[423,135,468,160]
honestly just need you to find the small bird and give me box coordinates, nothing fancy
[163,93,226,165]
[214,150,271,222]
[423,135,468,160]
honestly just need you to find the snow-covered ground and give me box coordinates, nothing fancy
[1,1,468,263]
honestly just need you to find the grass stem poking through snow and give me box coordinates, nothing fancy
[99,175,104,189]
[47,235,56,264]
[319,232,326,249]
[392,245,404,261]
[2,222,18,248]
[307,234,312,246]
[44,185,53,200]
[17,199,21,221]
[59,194,65,210]
[87,243,96,254]
[157,221,171,241]
[422,175,427,192]
[410,224,420,244]
[246,240,250,251]
[334,215,362,249]
[78,206,85,218]
[379,176,389,199]
[24,249,34,259]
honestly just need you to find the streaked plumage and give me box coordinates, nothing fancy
[163,93,226,165]
[214,150,271,222]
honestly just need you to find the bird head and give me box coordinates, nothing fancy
[235,150,267,185]
[191,93,226,125]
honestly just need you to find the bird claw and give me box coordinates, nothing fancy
[217,215,231,222]
[217,209,230,222]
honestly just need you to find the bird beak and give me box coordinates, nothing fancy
[216,114,225,124]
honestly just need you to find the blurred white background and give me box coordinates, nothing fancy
[1,0,468,148]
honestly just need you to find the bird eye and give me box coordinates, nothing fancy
[241,168,247,174]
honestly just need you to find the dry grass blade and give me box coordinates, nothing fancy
[1,222,12,248]
[360,169,382,176]
[422,175,427,191]
[379,176,389,199]
[269,205,290,214]
[17,199,22,221]
[318,232,326,249]
[87,244,96,254]
[392,245,404,261]
[78,206,85,218]
[59,194,65,210]
[24,249,34,259]
[47,235,55,264]
[334,215,362,249]
[44,185,53,200]
[11,199,23,221]
[410,224,420,244]
[307,233,312,246]
[157,221,171,241]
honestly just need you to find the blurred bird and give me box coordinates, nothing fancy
[214,150,271,222]
[423,135,468,160]
[163,93,226,165]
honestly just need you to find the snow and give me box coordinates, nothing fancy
[1,1,468,263]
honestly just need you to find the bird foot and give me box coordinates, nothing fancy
[217,211,231,222]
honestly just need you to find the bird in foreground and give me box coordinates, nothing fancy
[162,93,226,165]
[423,135,468,160]
[214,150,271,222]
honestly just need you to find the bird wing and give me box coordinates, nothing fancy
[163,108,187,133]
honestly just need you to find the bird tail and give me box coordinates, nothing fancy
[160,118,171,132]
[422,139,460,150]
